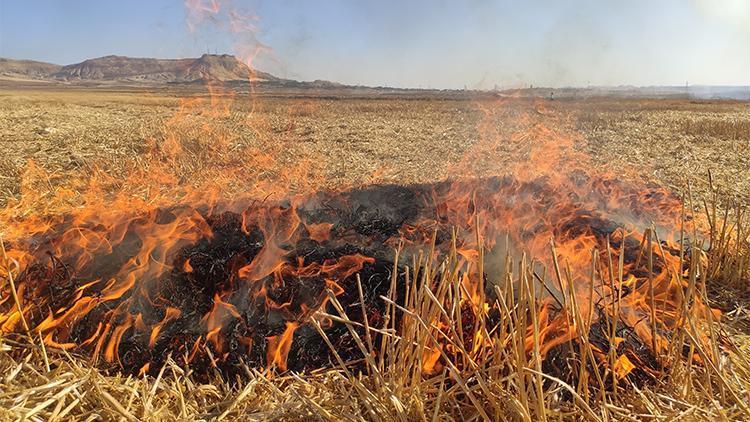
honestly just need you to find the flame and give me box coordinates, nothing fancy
[267,322,298,372]
[614,354,636,380]
[305,222,333,243]
[0,93,713,378]
[0,1,721,384]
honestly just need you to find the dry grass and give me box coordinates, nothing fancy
[1,88,750,420]
[680,117,750,141]
[577,98,750,206]
[0,89,480,206]
[3,89,749,208]
[0,199,749,420]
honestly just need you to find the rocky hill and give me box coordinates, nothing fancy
[0,54,362,90]
[0,54,297,85]
[0,58,62,79]
[53,54,280,83]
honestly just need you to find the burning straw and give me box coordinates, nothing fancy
[0,178,749,420]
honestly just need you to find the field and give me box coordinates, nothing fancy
[1,87,750,420]
[2,88,749,207]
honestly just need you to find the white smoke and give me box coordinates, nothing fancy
[693,0,750,31]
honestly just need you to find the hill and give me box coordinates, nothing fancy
[0,54,303,86]
[53,54,280,83]
[0,58,62,79]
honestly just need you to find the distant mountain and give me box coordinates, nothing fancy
[0,58,62,79]
[52,54,281,83]
[0,54,346,87]
[9,54,745,98]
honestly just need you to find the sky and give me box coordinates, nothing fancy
[0,0,749,89]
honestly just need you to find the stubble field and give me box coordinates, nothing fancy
[1,86,750,420]
[1,88,749,208]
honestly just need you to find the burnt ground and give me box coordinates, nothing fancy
[1,86,749,353]
[9,176,671,380]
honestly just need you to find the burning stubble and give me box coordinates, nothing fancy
[0,163,710,384]
[0,1,747,420]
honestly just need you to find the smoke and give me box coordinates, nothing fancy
[693,0,750,31]
[183,0,274,71]
[180,0,750,88]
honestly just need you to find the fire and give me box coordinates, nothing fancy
[0,108,715,386]
[0,92,717,380]
[0,0,720,389]
[267,322,298,372]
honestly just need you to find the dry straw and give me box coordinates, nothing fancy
[1,186,749,421]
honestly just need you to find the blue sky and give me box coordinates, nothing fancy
[1,0,748,88]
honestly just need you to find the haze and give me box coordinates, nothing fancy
[1,0,748,89]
